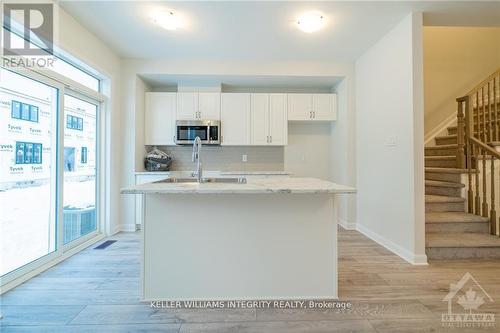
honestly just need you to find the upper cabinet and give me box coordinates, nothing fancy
[176,92,220,120]
[144,92,177,145]
[221,93,251,145]
[287,93,337,121]
[250,93,287,146]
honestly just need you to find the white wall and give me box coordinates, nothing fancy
[424,27,500,136]
[285,123,332,180]
[57,7,122,235]
[355,12,426,264]
[120,60,357,230]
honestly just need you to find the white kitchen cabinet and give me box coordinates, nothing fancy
[287,93,336,121]
[250,93,287,146]
[144,92,177,145]
[176,92,220,120]
[221,93,250,145]
[268,94,287,145]
[199,92,221,120]
[313,94,336,120]
[287,94,312,121]
[250,94,269,145]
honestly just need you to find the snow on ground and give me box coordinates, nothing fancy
[0,179,95,275]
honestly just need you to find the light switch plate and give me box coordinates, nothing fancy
[242,154,247,162]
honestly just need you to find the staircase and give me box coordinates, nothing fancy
[425,69,500,260]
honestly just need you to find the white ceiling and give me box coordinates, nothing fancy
[140,74,343,91]
[59,1,500,61]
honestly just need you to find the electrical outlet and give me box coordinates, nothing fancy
[242,154,247,162]
[385,136,397,147]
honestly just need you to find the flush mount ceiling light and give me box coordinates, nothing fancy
[152,10,182,30]
[297,11,326,33]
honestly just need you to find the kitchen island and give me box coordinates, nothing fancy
[122,177,355,301]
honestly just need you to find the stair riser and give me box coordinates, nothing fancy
[435,137,457,145]
[425,202,465,212]
[448,128,457,135]
[425,172,461,183]
[426,222,490,233]
[425,148,457,156]
[425,186,462,197]
[425,159,457,168]
[427,247,500,260]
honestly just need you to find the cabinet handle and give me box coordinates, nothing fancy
[270,136,272,143]
[313,111,316,119]
[310,111,312,119]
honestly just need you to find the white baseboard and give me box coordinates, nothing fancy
[424,112,457,147]
[356,223,428,265]
[338,218,356,230]
[117,224,137,232]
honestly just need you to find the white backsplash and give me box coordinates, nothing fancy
[145,145,284,172]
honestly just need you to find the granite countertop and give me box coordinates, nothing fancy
[135,171,292,176]
[121,177,356,195]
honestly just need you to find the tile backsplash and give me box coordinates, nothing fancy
[145,145,284,172]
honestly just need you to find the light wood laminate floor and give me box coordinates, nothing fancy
[1,227,500,332]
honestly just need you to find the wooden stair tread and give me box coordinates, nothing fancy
[425,144,458,150]
[425,155,456,160]
[425,167,478,174]
[425,195,465,203]
[489,141,500,147]
[425,180,465,188]
[435,134,457,140]
[426,233,500,248]
[426,212,489,223]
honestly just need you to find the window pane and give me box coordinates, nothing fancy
[0,68,58,276]
[63,94,97,244]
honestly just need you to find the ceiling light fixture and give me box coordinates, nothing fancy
[152,10,182,30]
[297,11,326,33]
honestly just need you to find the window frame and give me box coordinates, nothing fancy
[1,64,106,287]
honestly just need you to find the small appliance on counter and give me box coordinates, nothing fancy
[144,147,172,171]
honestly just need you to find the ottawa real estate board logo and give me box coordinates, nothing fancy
[442,272,495,329]
[2,2,55,68]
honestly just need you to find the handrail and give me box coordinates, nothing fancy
[469,137,500,159]
[455,68,500,236]
[457,68,500,101]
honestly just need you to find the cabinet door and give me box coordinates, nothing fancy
[287,93,312,121]
[313,94,336,120]
[145,92,177,145]
[199,92,221,120]
[176,92,198,120]
[268,94,287,145]
[221,93,250,145]
[250,93,270,145]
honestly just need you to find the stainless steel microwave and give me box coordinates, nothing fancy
[175,120,221,145]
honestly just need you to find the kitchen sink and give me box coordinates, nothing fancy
[153,177,247,184]
[203,177,247,184]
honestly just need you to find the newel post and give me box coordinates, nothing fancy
[456,98,466,169]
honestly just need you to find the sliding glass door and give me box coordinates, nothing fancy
[0,67,102,282]
[0,68,59,276]
[63,94,98,244]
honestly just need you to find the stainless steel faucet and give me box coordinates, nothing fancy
[192,136,203,182]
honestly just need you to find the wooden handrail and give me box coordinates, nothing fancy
[457,68,500,101]
[455,68,500,236]
[469,137,500,159]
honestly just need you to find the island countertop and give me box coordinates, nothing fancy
[121,176,356,195]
